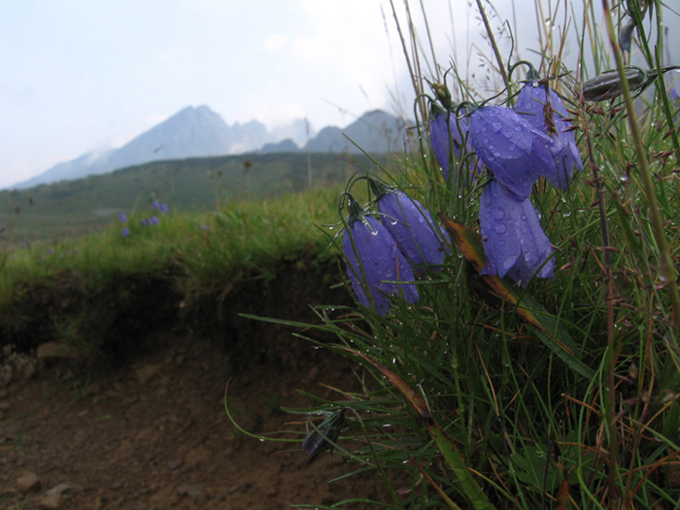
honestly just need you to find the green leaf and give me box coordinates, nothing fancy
[345,348,496,510]
[439,214,595,380]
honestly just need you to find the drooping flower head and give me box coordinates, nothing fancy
[428,103,471,180]
[515,81,583,189]
[369,178,450,268]
[479,179,554,286]
[342,193,419,315]
[469,105,555,200]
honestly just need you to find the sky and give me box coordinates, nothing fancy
[1,1,679,189]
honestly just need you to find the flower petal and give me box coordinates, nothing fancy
[343,215,419,315]
[479,180,554,285]
[469,106,542,200]
[429,111,471,180]
[515,82,583,189]
[376,189,449,267]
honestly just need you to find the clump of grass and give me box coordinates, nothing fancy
[0,185,348,348]
[250,1,680,509]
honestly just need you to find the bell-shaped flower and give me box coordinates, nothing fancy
[515,81,583,189]
[469,105,554,200]
[369,178,449,268]
[429,104,472,180]
[342,194,419,315]
[479,179,554,286]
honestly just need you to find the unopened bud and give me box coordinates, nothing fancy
[582,66,655,102]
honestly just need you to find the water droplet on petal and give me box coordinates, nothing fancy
[493,207,505,220]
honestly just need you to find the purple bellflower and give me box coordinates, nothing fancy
[369,178,449,268]
[515,82,583,189]
[479,179,554,286]
[429,105,472,180]
[342,194,419,316]
[469,105,554,201]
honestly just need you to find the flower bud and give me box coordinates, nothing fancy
[582,67,654,102]
[369,178,449,268]
[342,193,418,315]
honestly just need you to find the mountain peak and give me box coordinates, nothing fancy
[10,108,409,189]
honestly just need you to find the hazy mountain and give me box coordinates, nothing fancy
[12,106,280,190]
[304,110,409,153]
[259,138,300,153]
[10,106,409,189]
[270,118,313,148]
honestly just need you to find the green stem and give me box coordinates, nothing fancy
[652,3,680,156]
[474,0,510,94]
[602,1,680,338]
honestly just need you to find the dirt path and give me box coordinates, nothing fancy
[0,329,386,509]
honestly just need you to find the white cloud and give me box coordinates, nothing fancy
[262,33,288,53]
[232,89,307,128]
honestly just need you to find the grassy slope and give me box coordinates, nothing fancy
[0,181,355,356]
[0,152,386,245]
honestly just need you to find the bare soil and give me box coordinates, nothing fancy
[0,256,394,509]
[0,328,387,509]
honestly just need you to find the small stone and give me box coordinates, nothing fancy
[16,471,40,493]
[166,459,184,471]
[306,365,319,382]
[47,483,72,495]
[39,492,62,509]
[36,342,79,360]
[135,364,161,385]
[177,484,202,498]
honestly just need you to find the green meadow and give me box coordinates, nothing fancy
[0,151,383,245]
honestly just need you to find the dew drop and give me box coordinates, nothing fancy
[492,207,505,220]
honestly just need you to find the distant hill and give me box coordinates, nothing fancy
[12,106,278,189]
[305,110,409,154]
[10,107,410,189]
[0,151,395,244]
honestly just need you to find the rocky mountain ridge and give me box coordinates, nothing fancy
[11,106,409,189]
